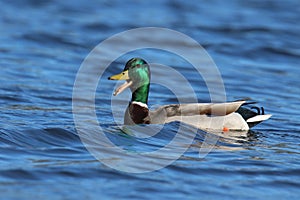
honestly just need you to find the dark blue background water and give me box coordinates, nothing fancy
[1,0,300,199]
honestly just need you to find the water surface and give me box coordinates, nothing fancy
[1,0,300,199]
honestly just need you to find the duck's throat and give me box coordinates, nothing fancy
[131,84,150,104]
[126,83,150,124]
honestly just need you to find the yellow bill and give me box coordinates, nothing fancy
[108,70,132,96]
[108,70,129,80]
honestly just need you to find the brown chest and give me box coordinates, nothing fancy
[128,103,150,124]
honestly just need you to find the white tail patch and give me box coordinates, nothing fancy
[246,114,272,123]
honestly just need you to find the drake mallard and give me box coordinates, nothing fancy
[108,58,271,131]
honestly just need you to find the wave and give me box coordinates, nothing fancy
[0,124,263,157]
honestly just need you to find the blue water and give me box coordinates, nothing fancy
[1,0,300,199]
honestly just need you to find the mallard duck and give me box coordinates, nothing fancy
[108,58,271,131]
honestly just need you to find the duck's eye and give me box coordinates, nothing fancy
[136,64,140,68]
[122,72,125,75]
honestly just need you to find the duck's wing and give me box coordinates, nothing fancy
[166,113,250,130]
[149,100,271,130]
[149,100,245,124]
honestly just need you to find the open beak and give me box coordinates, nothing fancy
[108,70,129,80]
[108,70,132,96]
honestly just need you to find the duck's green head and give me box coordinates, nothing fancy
[108,58,151,104]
